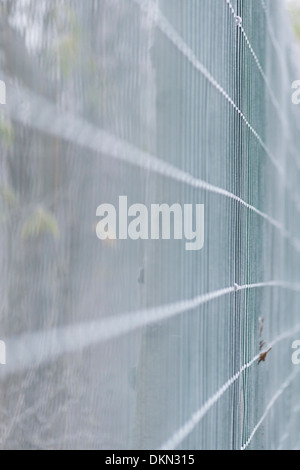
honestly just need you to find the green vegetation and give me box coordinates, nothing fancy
[21,207,60,240]
[287,0,300,42]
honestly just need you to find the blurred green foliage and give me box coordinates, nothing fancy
[0,114,14,149]
[52,6,81,77]
[0,185,17,207]
[287,0,300,41]
[21,207,60,240]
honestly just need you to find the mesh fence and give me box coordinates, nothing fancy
[1,0,300,450]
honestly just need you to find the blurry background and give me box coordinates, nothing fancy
[1,0,300,450]
[287,0,300,43]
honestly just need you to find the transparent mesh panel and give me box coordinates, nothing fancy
[0,0,300,450]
